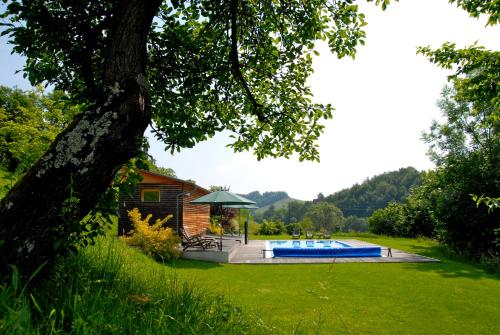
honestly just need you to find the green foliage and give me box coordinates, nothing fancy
[208,217,223,236]
[240,191,290,208]
[285,222,302,236]
[370,83,499,255]
[257,219,286,235]
[0,168,16,199]
[420,83,498,258]
[0,266,37,334]
[368,202,408,237]
[472,194,500,213]
[343,216,369,232]
[144,160,176,178]
[323,167,423,217]
[298,217,314,232]
[1,234,266,334]
[0,85,80,173]
[305,202,345,232]
[124,208,181,261]
[0,1,395,162]
[414,1,500,260]
[449,0,500,25]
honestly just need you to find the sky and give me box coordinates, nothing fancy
[1,0,498,200]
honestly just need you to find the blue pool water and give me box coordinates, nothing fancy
[266,240,382,258]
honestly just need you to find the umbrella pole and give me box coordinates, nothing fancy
[219,204,223,251]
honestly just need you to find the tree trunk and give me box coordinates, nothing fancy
[0,0,162,279]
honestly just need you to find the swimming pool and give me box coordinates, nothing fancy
[265,240,382,258]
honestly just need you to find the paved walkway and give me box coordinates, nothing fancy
[229,239,440,264]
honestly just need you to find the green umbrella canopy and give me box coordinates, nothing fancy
[223,204,259,209]
[189,191,256,205]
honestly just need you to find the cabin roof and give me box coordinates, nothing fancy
[139,170,210,194]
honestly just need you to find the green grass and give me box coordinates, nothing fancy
[1,227,270,335]
[2,218,499,334]
[165,234,500,334]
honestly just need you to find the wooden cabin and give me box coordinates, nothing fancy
[118,170,211,236]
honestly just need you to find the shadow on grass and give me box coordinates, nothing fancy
[400,244,500,280]
[166,258,223,269]
[401,261,499,280]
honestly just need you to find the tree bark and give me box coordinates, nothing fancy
[0,0,162,279]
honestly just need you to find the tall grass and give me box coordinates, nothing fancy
[1,233,271,334]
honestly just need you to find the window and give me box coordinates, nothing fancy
[141,189,160,202]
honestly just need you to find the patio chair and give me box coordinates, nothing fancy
[180,228,218,251]
[292,228,300,239]
[305,230,313,239]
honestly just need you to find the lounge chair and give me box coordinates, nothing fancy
[180,228,218,251]
[305,230,313,239]
[292,228,300,239]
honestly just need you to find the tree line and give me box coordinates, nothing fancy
[368,77,499,261]
[249,167,423,233]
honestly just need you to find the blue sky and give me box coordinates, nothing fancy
[1,0,498,200]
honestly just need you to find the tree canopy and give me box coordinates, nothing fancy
[0,0,394,277]
[324,167,423,217]
[305,202,345,232]
[367,1,500,257]
[0,0,393,162]
[0,86,80,173]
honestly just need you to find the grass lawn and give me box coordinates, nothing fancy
[1,203,498,333]
[163,234,500,334]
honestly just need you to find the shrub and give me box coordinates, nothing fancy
[368,202,407,237]
[298,217,314,232]
[208,217,223,235]
[258,219,286,235]
[286,223,302,235]
[123,208,180,261]
[343,216,369,232]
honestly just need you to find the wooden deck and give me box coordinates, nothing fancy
[182,238,440,264]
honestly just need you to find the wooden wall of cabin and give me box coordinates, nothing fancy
[182,190,210,236]
[118,183,182,235]
[118,183,211,236]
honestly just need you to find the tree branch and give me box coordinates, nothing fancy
[229,0,266,122]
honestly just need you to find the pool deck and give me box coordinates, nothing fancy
[182,238,440,264]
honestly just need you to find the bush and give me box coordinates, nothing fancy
[208,217,223,235]
[298,217,314,232]
[343,216,369,232]
[305,202,345,232]
[368,202,407,237]
[123,208,180,261]
[286,223,302,235]
[258,219,286,235]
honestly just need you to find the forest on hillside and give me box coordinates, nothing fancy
[239,191,290,208]
[323,167,422,217]
[254,167,422,224]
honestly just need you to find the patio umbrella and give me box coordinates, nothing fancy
[223,204,259,245]
[190,191,255,250]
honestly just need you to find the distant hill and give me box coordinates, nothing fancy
[238,191,303,213]
[239,191,289,208]
[240,167,423,222]
[323,166,423,218]
[256,197,304,214]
